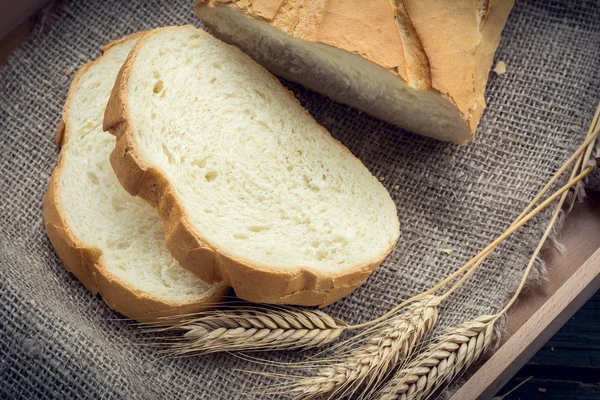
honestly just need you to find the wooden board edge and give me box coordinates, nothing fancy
[450,247,600,400]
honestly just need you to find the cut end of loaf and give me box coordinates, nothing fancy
[104,26,400,306]
[196,2,476,144]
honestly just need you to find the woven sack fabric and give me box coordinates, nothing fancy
[1,0,599,398]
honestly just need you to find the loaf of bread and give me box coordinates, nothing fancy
[195,0,514,144]
[104,26,399,307]
[43,33,228,322]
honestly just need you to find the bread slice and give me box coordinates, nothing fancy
[195,0,514,144]
[43,33,228,322]
[103,26,399,307]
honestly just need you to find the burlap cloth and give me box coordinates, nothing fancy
[1,0,599,398]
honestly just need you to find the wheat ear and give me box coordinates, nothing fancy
[153,306,347,355]
[376,121,600,400]
[377,315,496,400]
[376,167,596,400]
[288,296,440,399]
[375,166,596,400]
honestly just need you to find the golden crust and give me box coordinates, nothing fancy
[196,0,514,138]
[43,32,228,323]
[103,26,398,307]
[316,0,408,80]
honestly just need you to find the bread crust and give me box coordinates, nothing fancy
[195,0,515,142]
[104,26,398,307]
[43,32,228,323]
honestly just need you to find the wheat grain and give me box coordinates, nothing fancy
[290,296,441,400]
[155,306,347,355]
[377,315,496,400]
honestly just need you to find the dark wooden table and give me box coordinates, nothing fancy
[495,191,600,399]
[497,290,600,399]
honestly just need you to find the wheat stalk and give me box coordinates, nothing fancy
[373,165,596,400]
[374,163,597,400]
[377,315,496,400]
[288,296,441,399]
[150,306,347,355]
[374,114,600,399]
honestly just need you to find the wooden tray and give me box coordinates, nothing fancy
[2,20,599,400]
[451,192,600,399]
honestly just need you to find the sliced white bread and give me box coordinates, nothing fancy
[43,33,228,322]
[195,0,514,144]
[104,26,400,307]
